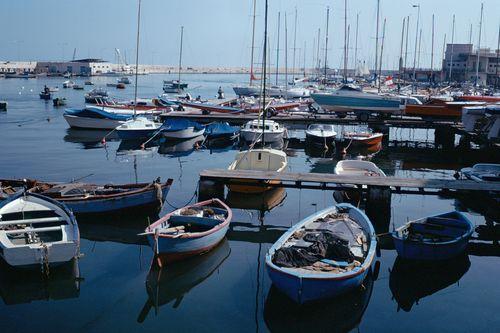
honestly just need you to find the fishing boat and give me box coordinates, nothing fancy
[63,107,132,130]
[144,198,232,265]
[39,91,51,100]
[48,86,59,92]
[72,84,84,90]
[53,97,67,107]
[118,76,131,84]
[205,122,240,141]
[461,163,500,182]
[5,72,36,79]
[240,119,285,143]
[266,203,377,304]
[116,117,162,140]
[392,211,475,261]
[30,179,173,214]
[63,80,75,88]
[84,88,108,104]
[342,131,383,147]
[305,124,337,146]
[160,118,205,139]
[334,160,386,177]
[163,80,188,93]
[117,83,126,89]
[227,149,288,193]
[405,99,484,120]
[0,192,80,268]
[84,81,94,86]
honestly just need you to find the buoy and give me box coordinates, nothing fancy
[101,137,106,145]
[140,143,145,150]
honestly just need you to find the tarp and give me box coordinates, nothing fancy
[64,107,131,121]
[205,122,240,137]
[161,118,205,131]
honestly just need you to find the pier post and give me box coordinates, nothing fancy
[365,185,391,233]
[434,127,455,149]
[198,179,225,201]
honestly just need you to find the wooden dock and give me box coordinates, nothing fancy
[199,169,500,194]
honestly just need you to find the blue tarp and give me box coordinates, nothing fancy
[161,118,205,132]
[205,122,240,138]
[64,107,132,121]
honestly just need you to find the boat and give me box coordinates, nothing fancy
[404,99,484,120]
[118,76,131,84]
[462,104,500,140]
[457,95,500,103]
[84,81,94,86]
[160,118,205,139]
[72,84,84,90]
[4,72,36,79]
[204,122,240,141]
[117,83,126,89]
[143,198,232,265]
[240,119,285,143]
[30,179,173,214]
[311,84,403,120]
[266,203,377,304]
[84,88,108,104]
[62,80,75,88]
[158,135,204,156]
[392,211,475,261]
[63,107,132,130]
[389,254,470,312]
[227,148,288,193]
[305,124,337,146]
[461,163,500,182]
[181,101,244,114]
[39,91,51,100]
[48,86,59,92]
[115,117,163,140]
[233,85,261,97]
[0,192,80,268]
[163,80,188,93]
[53,97,67,107]
[334,160,386,177]
[137,239,230,322]
[342,131,384,147]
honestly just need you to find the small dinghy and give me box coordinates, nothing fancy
[392,211,474,261]
[334,160,386,177]
[160,118,205,140]
[144,198,232,265]
[0,192,80,268]
[116,117,163,140]
[266,203,376,304]
[305,124,337,147]
[342,131,383,147]
[461,163,500,182]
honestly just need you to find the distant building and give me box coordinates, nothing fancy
[36,58,112,76]
[0,61,37,74]
[442,43,500,85]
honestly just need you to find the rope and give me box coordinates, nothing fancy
[163,183,198,210]
[40,243,50,277]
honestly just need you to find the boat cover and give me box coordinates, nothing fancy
[64,107,131,121]
[205,122,240,136]
[161,118,205,131]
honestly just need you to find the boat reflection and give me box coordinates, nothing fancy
[304,143,336,158]
[0,259,82,305]
[226,187,286,218]
[64,128,119,149]
[116,139,159,160]
[389,254,471,312]
[264,271,374,333]
[158,135,204,156]
[137,239,231,323]
[239,138,286,151]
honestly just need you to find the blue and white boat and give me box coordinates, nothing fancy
[144,198,232,266]
[63,107,132,130]
[311,84,403,119]
[205,122,240,140]
[392,211,474,261]
[160,118,205,139]
[266,203,377,304]
[116,117,162,140]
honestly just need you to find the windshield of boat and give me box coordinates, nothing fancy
[309,124,334,131]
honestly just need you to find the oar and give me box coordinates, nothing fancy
[70,173,94,183]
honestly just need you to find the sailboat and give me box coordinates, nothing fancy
[227,0,288,194]
[163,27,187,93]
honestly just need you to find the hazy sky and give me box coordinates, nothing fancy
[1,0,498,70]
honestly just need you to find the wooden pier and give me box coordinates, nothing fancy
[199,169,499,195]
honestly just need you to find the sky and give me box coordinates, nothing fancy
[0,0,499,70]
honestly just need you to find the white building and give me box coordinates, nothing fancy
[36,58,112,76]
[0,61,37,74]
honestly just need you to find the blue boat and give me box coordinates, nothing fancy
[266,203,377,304]
[144,198,232,266]
[392,211,474,261]
[30,179,173,214]
[205,122,240,140]
[160,118,205,139]
[63,107,133,130]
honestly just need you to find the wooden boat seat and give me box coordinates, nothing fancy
[4,225,62,234]
[0,216,65,227]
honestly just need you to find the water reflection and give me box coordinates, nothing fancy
[264,272,374,333]
[0,259,82,305]
[64,128,118,149]
[226,188,286,214]
[389,255,471,312]
[158,136,204,156]
[137,239,231,323]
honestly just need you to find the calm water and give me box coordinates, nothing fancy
[0,74,498,333]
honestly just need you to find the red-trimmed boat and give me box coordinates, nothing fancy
[144,199,232,266]
[342,131,383,147]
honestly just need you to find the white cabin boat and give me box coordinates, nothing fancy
[240,119,285,143]
[305,124,337,145]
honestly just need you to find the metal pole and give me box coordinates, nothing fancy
[430,14,434,82]
[404,16,410,83]
[399,17,406,85]
[317,28,321,71]
[177,26,184,93]
[355,13,359,76]
[378,18,386,92]
[132,0,142,119]
[475,3,483,86]
[344,0,348,82]
[466,23,473,81]
[449,14,455,81]
[496,24,499,89]
[374,0,380,74]
[285,13,288,98]
[262,0,268,147]
[292,7,297,76]
[324,7,330,82]
[417,28,422,71]
[412,4,420,87]
[275,12,280,86]
[249,0,257,85]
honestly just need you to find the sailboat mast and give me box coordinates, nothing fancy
[177,26,184,93]
[250,0,257,85]
[132,0,142,119]
[292,7,297,77]
[346,24,350,80]
[417,28,422,70]
[262,0,269,146]
[324,7,330,81]
[285,12,288,99]
[466,23,473,80]
[430,14,434,81]
[442,33,447,72]
[412,4,420,86]
[399,17,406,86]
[275,12,280,85]
[312,35,316,73]
[343,0,348,82]
[378,18,386,92]
[355,13,359,76]
[317,28,321,71]
[374,0,380,75]
[449,14,455,81]
[475,3,483,86]
[303,41,306,75]
[496,24,500,89]
[404,16,410,83]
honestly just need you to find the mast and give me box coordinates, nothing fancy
[285,12,288,98]
[496,24,499,89]
[430,14,434,83]
[292,7,297,77]
[412,4,421,87]
[449,14,455,81]
[355,13,359,76]
[417,28,422,70]
[312,35,316,73]
[275,12,280,85]
[378,18,386,92]
[404,16,410,83]
[177,26,184,93]
[346,24,350,79]
[324,7,330,82]
[261,0,269,147]
[317,28,321,71]
[249,0,257,85]
[343,0,348,82]
[399,17,406,86]
[303,41,306,75]
[132,0,142,119]
[475,3,483,86]
[466,23,473,81]
[374,0,380,75]
[442,33,447,73]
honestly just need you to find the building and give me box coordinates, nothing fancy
[0,61,37,74]
[35,58,112,76]
[442,43,500,85]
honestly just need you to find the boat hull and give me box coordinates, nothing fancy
[228,179,280,194]
[161,128,205,139]
[312,93,401,114]
[233,86,261,97]
[1,242,78,268]
[116,128,158,140]
[241,130,284,143]
[64,114,126,130]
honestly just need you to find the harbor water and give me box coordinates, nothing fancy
[0,74,498,333]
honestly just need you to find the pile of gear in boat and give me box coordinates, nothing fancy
[272,213,368,273]
[158,206,226,234]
